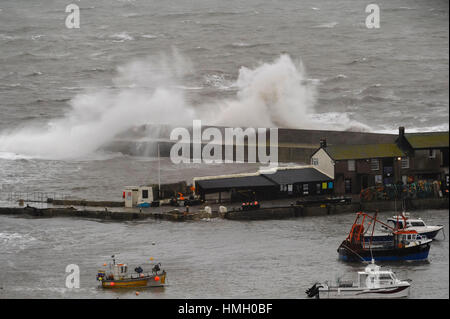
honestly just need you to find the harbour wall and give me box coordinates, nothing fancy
[361,198,449,212]
[0,198,447,222]
[49,199,124,207]
[224,197,449,220]
[0,206,218,222]
[106,126,397,163]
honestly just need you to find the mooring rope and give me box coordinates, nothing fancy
[340,243,369,264]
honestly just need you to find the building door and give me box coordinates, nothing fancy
[382,158,394,185]
[302,183,309,196]
[344,178,352,194]
[359,175,369,191]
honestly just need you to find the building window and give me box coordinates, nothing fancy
[348,160,356,171]
[370,159,379,170]
[402,175,408,185]
[303,184,309,195]
[311,157,319,166]
[375,175,382,184]
[344,179,352,194]
[328,182,333,189]
[316,183,321,193]
[401,157,409,169]
[429,149,436,159]
[322,182,328,190]
[142,189,148,199]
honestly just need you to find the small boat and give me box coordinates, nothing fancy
[364,212,444,243]
[96,255,166,288]
[338,212,432,262]
[306,260,411,299]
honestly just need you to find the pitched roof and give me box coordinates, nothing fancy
[196,175,276,190]
[195,167,332,191]
[323,143,405,160]
[262,167,332,184]
[405,132,449,149]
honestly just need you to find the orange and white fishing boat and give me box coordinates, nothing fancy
[96,255,166,288]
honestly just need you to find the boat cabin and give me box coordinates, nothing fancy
[357,264,398,288]
[387,217,426,229]
[99,263,130,281]
[393,230,424,245]
[113,263,129,280]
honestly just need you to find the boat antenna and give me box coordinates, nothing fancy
[158,143,161,200]
[369,211,378,262]
[394,195,397,214]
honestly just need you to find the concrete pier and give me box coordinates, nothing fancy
[0,205,217,221]
[0,197,447,221]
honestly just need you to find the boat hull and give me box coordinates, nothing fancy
[338,241,431,262]
[101,273,166,288]
[317,285,410,299]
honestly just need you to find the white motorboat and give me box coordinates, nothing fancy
[384,213,444,240]
[306,260,411,299]
[365,212,444,243]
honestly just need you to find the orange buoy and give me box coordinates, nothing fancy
[154,276,160,281]
[150,257,154,261]
[110,282,115,286]
[103,263,107,266]
[135,291,140,296]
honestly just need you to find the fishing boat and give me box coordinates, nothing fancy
[96,255,166,288]
[338,212,432,262]
[385,213,444,240]
[306,260,411,299]
[364,212,444,243]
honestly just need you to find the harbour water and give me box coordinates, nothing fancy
[0,209,447,298]
[0,0,448,300]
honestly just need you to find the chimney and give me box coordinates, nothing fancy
[399,126,405,138]
[320,138,327,148]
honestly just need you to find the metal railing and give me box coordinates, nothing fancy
[3,191,70,203]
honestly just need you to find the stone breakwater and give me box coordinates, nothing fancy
[0,198,447,221]
[0,206,218,221]
[48,199,124,207]
[224,198,449,220]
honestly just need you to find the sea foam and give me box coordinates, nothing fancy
[0,53,370,160]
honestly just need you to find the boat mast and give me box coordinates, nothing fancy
[369,211,377,260]
[158,143,161,200]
